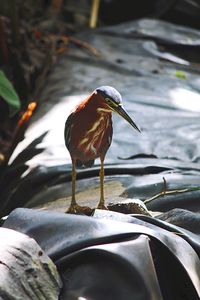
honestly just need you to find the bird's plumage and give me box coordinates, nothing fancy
[65,88,113,167]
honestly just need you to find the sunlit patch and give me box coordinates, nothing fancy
[170,87,200,112]
[32,180,125,211]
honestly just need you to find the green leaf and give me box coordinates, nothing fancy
[0,70,21,116]
[175,70,187,80]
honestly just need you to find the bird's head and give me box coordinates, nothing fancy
[95,85,141,133]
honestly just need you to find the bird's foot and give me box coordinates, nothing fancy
[66,204,93,215]
[97,202,108,210]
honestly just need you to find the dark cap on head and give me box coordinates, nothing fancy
[96,86,122,104]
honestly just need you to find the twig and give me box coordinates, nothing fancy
[68,36,101,56]
[90,0,100,28]
[144,177,200,204]
[55,35,101,57]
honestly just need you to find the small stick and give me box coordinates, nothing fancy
[144,177,200,205]
[163,177,167,194]
[90,0,100,28]
[54,35,101,56]
[69,36,101,56]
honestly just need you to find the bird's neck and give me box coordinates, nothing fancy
[77,92,112,115]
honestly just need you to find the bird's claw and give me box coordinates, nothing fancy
[66,204,79,214]
[66,204,93,215]
[97,203,108,210]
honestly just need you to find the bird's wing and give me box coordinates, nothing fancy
[64,112,95,168]
[64,112,74,148]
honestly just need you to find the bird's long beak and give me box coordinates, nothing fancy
[114,105,141,133]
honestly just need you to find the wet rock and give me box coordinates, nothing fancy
[0,227,62,299]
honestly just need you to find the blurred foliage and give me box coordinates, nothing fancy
[0,0,93,163]
[0,70,21,117]
[0,0,62,163]
[0,0,64,109]
[175,70,187,80]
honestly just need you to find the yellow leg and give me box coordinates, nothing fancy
[97,157,107,209]
[67,158,92,214]
[71,158,76,206]
[67,158,79,213]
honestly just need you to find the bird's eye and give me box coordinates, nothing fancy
[105,97,112,104]
[105,97,118,107]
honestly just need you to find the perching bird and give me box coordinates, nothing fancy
[65,86,141,213]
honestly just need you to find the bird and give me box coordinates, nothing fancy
[64,86,141,213]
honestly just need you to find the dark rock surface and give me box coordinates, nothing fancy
[0,227,61,299]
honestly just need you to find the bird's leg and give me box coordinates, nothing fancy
[71,158,76,206]
[67,158,92,214]
[97,157,108,210]
[67,158,79,213]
